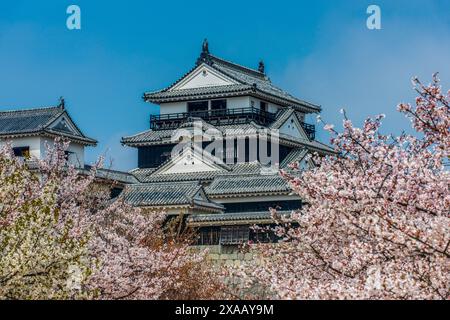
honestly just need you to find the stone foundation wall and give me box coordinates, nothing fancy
[190,245,255,266]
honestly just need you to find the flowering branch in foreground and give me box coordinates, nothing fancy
[232,75,449,300]
[0,140,225,300]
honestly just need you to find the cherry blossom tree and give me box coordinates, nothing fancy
[0,140,224,300]
[235,75,449,300]
[0,141,95,299]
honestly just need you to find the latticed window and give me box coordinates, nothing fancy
[219,226,249,245]
[211,99,227,111]
[250,228,276,244]
[196,227,220,245]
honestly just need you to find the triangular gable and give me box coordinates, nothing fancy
[47,112,84,137]
[297,155,315,171]
[278,113,311,140]
[170,64,238,90]
[153,145,229,175]
[281,149,315,171]
[193,188,209,201]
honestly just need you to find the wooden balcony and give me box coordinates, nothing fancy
[150,107,275,129]
[150,107,316,140]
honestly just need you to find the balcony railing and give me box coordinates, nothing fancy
[150,107,315,140]
[150,107,276,129]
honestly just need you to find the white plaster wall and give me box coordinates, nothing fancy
[160,102,187,115]
[0,136,85,167]
[159,96,283,115]
[40,138,85,167]
[268,102,281,114]
[162,153,220,174]
[227,96,250,109]
[279,114,303,139]
[175,66,234,89]
[0,136,42,159]
[248,97,282,114]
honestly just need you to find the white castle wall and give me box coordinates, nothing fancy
[159,96,283,115]
[0,136,85,168]
[0,136,42,159]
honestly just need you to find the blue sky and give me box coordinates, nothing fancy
[0,0,449,170]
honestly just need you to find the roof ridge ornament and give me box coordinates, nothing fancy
[202,38,209,54]
[196,38,212,66]
[258,60,265,74]
[58,96,65,109]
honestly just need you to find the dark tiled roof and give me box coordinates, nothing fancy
[122,182,224,212]
[129,167,159,181]
[0,106,61,134]
[280,148,308,169]
[123,182,201,206]
[122,128,174,144]
[144,53,320,113]
[268,108,292,129]
[228,161,265,175]
[144,84,252,101]
[0,106,97,145]
[121,121,262,146]
[84,165,139,184]
[187,210,292,226]
[205,173,291,197]
[130,161,267,183]
[278,132,334,153]
[209,55,320,112]
[122,117,333,154]
[269,107,302,129]
[132,170,221,183]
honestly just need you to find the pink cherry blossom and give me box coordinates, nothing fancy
[0,140,223,300]
[232,76,449,300]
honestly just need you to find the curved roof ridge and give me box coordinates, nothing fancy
[0,105,62,115]
[209,54,266,79]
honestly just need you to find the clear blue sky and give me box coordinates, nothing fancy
[0,0,449,170]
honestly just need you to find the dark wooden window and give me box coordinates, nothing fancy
[211,99,227,110]
[196,227,220,245]
[13,146,30,158]
[64,150,74,161]
[138,144,175,168]
[187,101,208,112]
[260,101,268,112]
[224,200,302,213]
[220,226,249,245]
[110,187,123,199]
[250,228,277,243]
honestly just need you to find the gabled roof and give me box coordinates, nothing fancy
[122,116,333,154]
[269,107,297,129]
[122,181,224,212]
[150,142,231,176]
[143,42,321,113]
[121,120,262,146]
[187,210,292,227]
[205,173,291,197]
[0,105,97,146]
[280,148,308,169]
[83,165,139,184]
[132,169,221,183]
[130,161,267,183]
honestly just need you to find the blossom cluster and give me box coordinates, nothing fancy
[233,76,449,300]
[0,140,223,300]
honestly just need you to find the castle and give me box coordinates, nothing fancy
[0,40,333,249]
